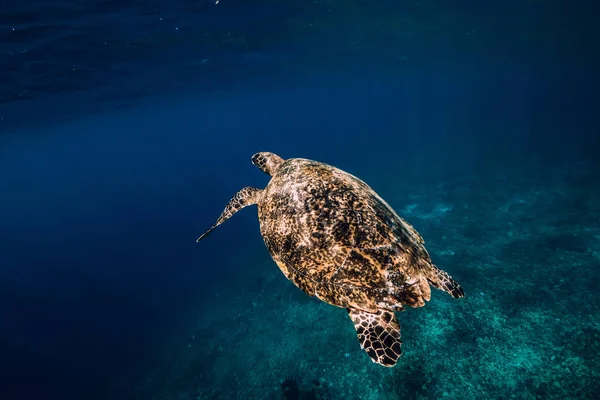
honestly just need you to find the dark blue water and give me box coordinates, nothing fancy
[1,1,599,399]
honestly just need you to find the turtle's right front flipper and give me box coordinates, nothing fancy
[197,186,263,242]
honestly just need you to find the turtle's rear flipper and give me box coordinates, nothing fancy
[347,308,402,367]
[426,264,465,299]
[197,186,263,242]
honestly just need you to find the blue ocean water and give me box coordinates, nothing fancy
[1,1,599,399]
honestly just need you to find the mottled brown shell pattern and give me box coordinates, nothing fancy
[257,158,438,312]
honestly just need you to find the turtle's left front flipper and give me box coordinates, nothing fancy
[348,308,402,367]
[197,187,263,242]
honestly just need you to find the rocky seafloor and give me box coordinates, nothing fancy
[133,158,600,400]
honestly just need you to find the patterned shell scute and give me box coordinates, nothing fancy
[258,158,429,311]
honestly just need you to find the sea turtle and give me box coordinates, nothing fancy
[197,152,465,367]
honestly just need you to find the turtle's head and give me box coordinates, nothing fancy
[251,152,285,176]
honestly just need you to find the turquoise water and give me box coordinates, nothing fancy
[134,158,600,400]
[1,1,598,399]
